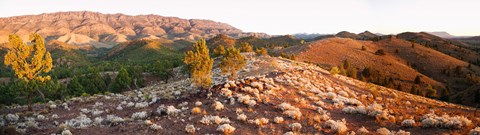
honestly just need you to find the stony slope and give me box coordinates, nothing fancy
[0,11,268,48]
[1,54,479,135]
[280,37,480,105]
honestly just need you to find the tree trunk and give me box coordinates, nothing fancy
[37,89,46,102]
[133,78,139,89]
[27,93,33,111]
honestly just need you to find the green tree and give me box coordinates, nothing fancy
[67,76,85,96]
[127,65,144,89]
[213,45,226,57]
[347,68,357,79]
[414,75,422,84]
[424,84,437,98]
[184,39,214,89]
[153,60,174,83]
[82,67,107,94]
[110,67,132,93]
[439,87,450,102]
[3,34,53,111]
[220,47,246,80]
[343,59,350,70]
[361,45,366,51]
[410,85,418,95]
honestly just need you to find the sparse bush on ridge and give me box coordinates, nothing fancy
[217,124,236,134]
[375,49,386,56]
[324,119,348,134]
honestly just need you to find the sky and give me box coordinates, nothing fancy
[0,0,479,36]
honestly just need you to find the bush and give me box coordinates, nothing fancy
[255,47,268,56]
[213,45,226,57]
[375,49,386,56]
[330,67,340,75]
[239,42,253,52]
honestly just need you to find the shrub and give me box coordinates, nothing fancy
[255,47,269,56]
[325,119,348,134]
[376,127,391,135]
[239,42,253,52]
[200,115,230,125]
[185,124,195,134]
[277,103,302,119]
[131,111,148,120]
[274,117,284,124]
[401,119,416,128]
[105,115,124,124]
[375,49,386,56]
[217,124,236,134]
[65,114,92,129]
[421,118,437,128]
[61,129,73,135]
[213,45,226,57]
[5,114,19,123]
[212,101,225,111]
[237,114,247,121]
[150,124,162,130]
[470,127,480,135]
[289,123,302,132]
[191,107,202,114]
[330,67,340,75]
[357,126,369,135]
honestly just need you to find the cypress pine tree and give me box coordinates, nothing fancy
[410,85,417,95]
[220,47,246,80]
[67,76,84,96]
[343,59,350,70]
[184,39,214,89]
[110,67,132,93]
[414,75,422,84]
[213,45,226,57]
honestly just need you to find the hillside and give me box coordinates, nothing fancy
[104,39,186,64]
[0,11,268,48]
[206,34,303,50]
[396,32,480,64]
[1,55,479,135]
[280,37,480,106]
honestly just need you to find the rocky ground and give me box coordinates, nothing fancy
[1,54,480,135]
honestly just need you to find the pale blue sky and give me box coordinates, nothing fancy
[0,0,479,36]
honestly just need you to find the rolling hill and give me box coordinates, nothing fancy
[279,36,480,106]
[396,32,480,65]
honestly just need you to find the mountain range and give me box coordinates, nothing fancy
[0,11,268,48]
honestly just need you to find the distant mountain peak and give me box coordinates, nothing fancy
[425,31,456,38]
